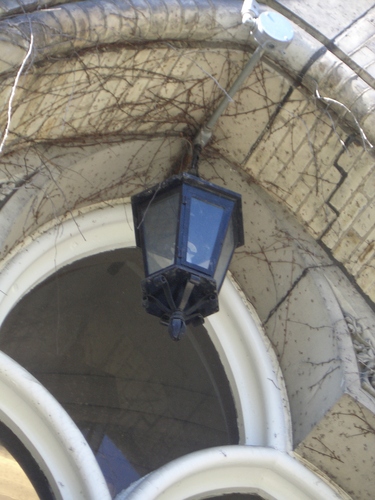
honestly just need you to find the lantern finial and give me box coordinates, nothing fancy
[168,311,186,341]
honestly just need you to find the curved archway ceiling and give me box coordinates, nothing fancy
[1,35,374,304]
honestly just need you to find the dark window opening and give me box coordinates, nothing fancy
[0,248,238,498]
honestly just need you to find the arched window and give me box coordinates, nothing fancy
[0,202,341,499]
[0,248,238,497]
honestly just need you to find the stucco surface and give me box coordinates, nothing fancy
[272,0,374,40]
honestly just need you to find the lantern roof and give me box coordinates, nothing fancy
[132,172,244,250]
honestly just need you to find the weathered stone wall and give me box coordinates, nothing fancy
[0,0,375,303]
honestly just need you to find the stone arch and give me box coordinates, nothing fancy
[0,1,375,498]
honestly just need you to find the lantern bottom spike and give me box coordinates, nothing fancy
[168,311,187,341]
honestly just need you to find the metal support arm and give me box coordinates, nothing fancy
[194,2,294,149]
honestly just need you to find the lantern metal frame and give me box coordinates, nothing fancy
[132,173,244,340]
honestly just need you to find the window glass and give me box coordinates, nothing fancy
[186,197,224,270]
[143,192,179,274]
[0,249,238,498]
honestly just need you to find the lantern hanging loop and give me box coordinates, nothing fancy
[188,144,202,177]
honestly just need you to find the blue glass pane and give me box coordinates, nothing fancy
[186,198,224,270]
[94,435,139,496]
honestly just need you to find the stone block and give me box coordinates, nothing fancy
[332,192,368,234]
[333,229,362,264]
[258,154,287,185]
[307,205,336,238]
[275,0,374,40]
[356,263,375,294]
[285,181,311,213]
[329,155,372,211]
[352,46,375,67]
[365,61,375,79]
[296,395,375,500]
[351,235,375,276]
[352,201,375,237]
[336,17,375,53]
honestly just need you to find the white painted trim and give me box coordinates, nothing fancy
[206,280,291,450]
[0,200,293,496]
[0,201,291,449]
[116,446,344,500]
[0,350,111,500]
[0,199,134,324]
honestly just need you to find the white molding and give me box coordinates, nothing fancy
[116,446,345,500]
[0,199,133,324]
[0,350,111,500]
[0,200,294,496]
[206,280,292,450]
[0,201,291,449]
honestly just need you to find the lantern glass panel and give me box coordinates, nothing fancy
[186,197,225,271]
[143,192,179,275]
[214,217,235,289]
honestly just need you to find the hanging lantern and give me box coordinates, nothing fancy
[131,173,244,340]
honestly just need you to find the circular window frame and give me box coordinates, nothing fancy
[118,445,344,500]
[0,349,111,499]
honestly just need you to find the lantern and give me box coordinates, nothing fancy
[131,173,244,340]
